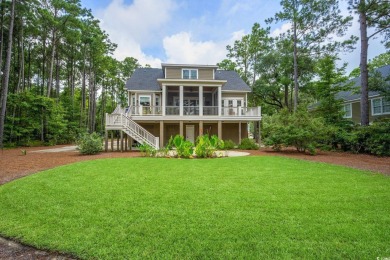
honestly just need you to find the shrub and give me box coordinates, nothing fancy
[223,139,236,150]
[330,119,390,156]
[262,108,329,155]
[238,138,258,150]
[139,143,157,157]
[76,132,103,155]
[363,120,390,156]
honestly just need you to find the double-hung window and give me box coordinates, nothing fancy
[372,97,390,115]
[342,103,352,118]
[182,69,197,79]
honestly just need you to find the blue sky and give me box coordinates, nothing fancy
[80,0,387,73]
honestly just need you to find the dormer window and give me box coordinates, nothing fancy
[182,69,197,79]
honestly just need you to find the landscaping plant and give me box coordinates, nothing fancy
[238,138,258,150]
[223,139,236,150]
[139,143,157,157]
[194,134,224,158]
[76,132,103,155]
[262,108,329,154]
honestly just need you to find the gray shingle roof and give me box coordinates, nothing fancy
[337,65,390,102]
[215,70,251,91]
[126,68,163,91]
[125,68,250,92]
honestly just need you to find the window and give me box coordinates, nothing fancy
[139,96,151,106]
[182,69,197,79]
[342,103,352,118]
[155,95,160,106]
[372,97,390,115]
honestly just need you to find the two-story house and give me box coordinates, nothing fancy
[105,63,261,150]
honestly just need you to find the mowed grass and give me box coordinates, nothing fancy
[0,157,389,259]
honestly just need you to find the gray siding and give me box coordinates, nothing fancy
[349,101,390,124]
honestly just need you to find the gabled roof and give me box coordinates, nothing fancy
[126,68,163,91]
[215,70,251,91]
[337,65,390,102]
[126,67,251,92]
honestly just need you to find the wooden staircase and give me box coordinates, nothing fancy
[105,108,159,149]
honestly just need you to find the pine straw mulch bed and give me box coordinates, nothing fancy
[0,145,389,259]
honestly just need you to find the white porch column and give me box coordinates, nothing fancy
[199,85,203,116]
[152,93,156,114]
[199,120,203,136]
[218,86,222,116]
[162,85,166,116]
[180,85,184,116]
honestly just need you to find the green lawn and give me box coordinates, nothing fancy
[0,157,389,259]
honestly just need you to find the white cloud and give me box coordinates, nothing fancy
[270,23,291,38]
[95,0,176,66]
[162,31,245,65]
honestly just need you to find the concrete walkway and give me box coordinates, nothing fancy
[32,146,78,153]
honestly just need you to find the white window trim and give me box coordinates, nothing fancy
[182,68,198,79]
[222,98,244,107]
[342,103,352,118]
[139,95,151,106]
[371,97,390,116]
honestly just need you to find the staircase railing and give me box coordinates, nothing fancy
[106,111,159,149]
[121,114,159,149]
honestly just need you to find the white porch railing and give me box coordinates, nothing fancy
[222,106,261,116]
[127,105,261,117]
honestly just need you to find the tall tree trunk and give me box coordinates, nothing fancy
[55,51,60,99]
[41,36,46,95]
[80,44,87,128]
[27,42,31,89]
[0,0,5,93]
[16,18,24,93]
[47,29,56,97]
[81,45,86,109]
[0,0,16,149]
[359,7,369,126]
[293,17,299,113]
[284,84,289,111]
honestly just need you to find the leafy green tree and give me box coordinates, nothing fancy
[268,0,354,112]
[310,55,351,125]
[217,59,239,71]
[225,23,271,86]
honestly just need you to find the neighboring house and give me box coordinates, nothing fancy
[338,65,390,124]
[105,63,261,149]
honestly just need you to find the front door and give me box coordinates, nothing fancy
[186,125,195,143]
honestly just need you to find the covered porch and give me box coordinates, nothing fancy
[134,120,250,147]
